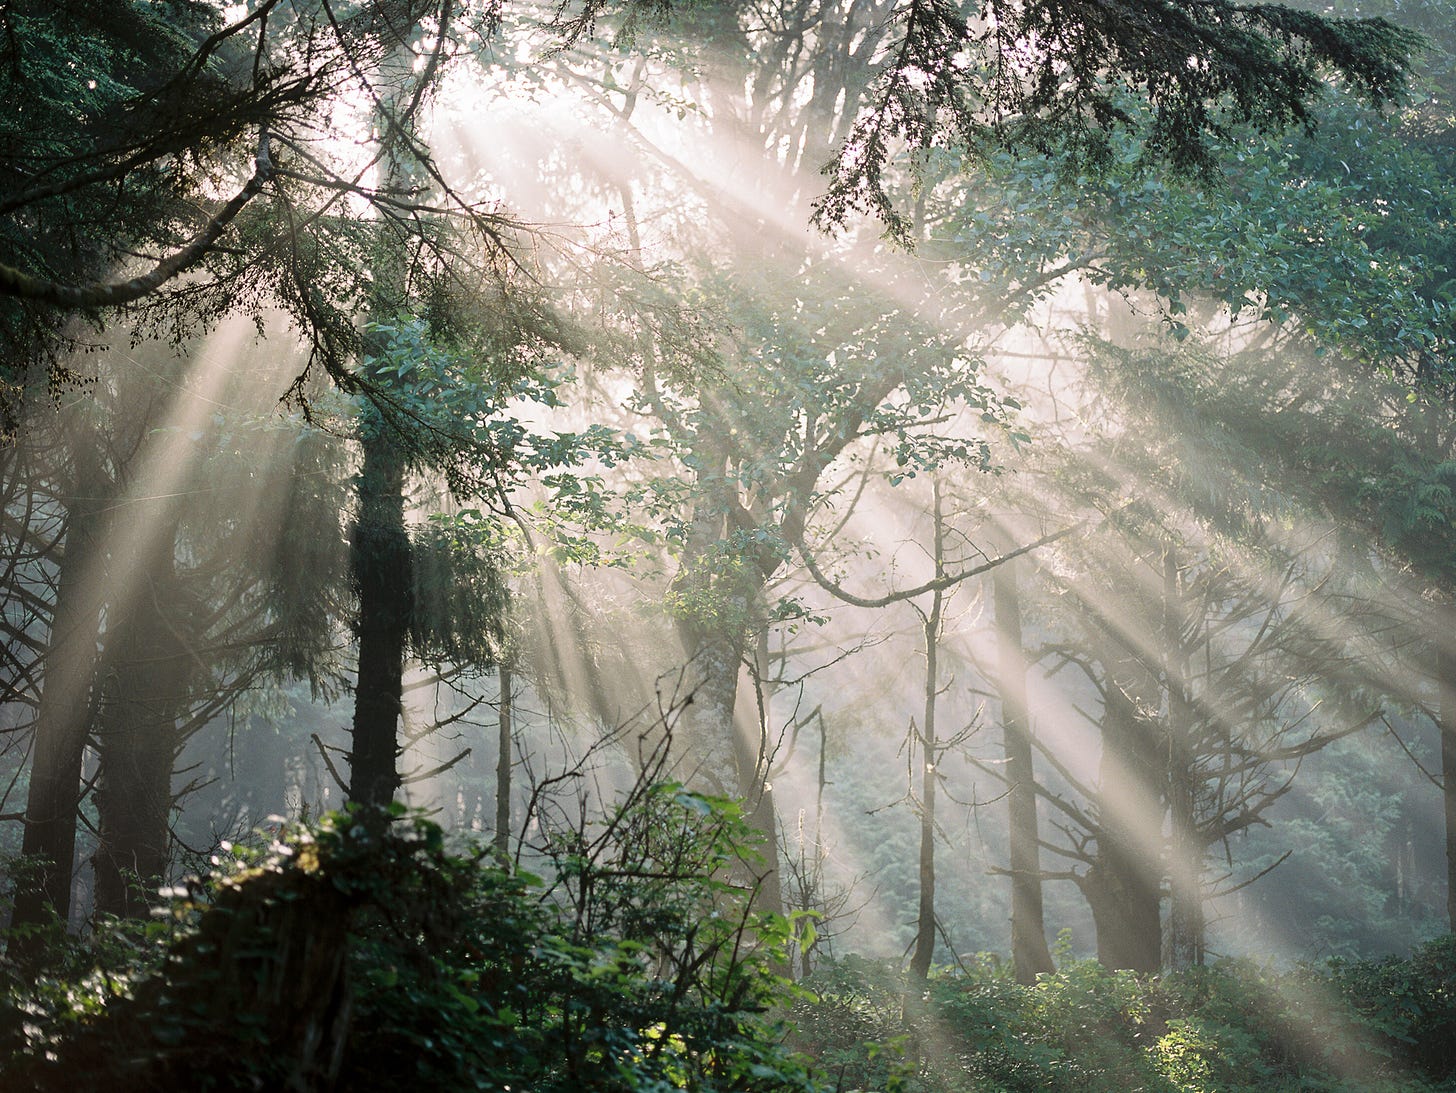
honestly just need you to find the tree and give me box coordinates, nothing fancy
[7,416,109,939]
[347,27,426,810]
[989,522,1057,982]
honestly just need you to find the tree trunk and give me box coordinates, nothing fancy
[1162,551,1204,968]
[92,520,193,919]
[908,600,941,984]
[348,418,410,809]
[1087,641,1163,973]
[910,483,946,985]
[674,615,786,915]
[728,625,786,918]
[11,444,107,951]
[992,543,1055,983]
[1439,608,1456,932]
[346,39,417,811]
[797,708,830,980]
[494,660,513,860]
[672,464,784,916]
[740,769,786,918]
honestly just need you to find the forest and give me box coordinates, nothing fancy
[1,0,1455,1089]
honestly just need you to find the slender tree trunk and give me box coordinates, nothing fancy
[11,445,106,949]
[1438,607,1456,932]
[992,542,1054,983]
[910,483,946,985]
[908,587,942,984]
[1163,551,1204,968]
[797,709,830,980]
[495,660,513,860]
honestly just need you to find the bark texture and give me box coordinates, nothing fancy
[1439,612,1456,933]
[1162,551,1204,968]
[495,660,513,859]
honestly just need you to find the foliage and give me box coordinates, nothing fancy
[0,0,242,399]
[357,314,637,666]
[0,0,1422,389]
[0,787,823,1092]
[791,942,1456,1092]
[806,0,1420,244]
[1231,731,1448,962]
[1331,935,1456,1081]
[0,6,1451,1092]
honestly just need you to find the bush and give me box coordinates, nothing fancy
[1330,934,1456,1082]
[0,786,822,1092]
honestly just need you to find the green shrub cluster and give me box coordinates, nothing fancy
[0,787,821,1092]
[791,938,1456,1093]
[6,790,1453,1093]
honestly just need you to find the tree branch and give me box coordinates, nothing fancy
[0,130,275,310]
[793,517,1085,609]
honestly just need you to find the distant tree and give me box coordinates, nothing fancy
[1094,334,1456,933]
[1053,31,1456,924]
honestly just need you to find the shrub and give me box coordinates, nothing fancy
[0,787,822,1092]
[792,941,1456,1093]
[1330,933,1456,1082]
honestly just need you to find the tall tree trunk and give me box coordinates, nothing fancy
[910,483,946,985]
[1438,605,1456,932]
[1086,640,1163,973]
[746,628,789,918]
[992,541,1054,983]
[796,708,830,980]
[728,622,786,918]
[495,659,513,860]
[1162,551,1204,968]
[672,464,784,917]
[11,444,107,950]
[676,614,786,916]
[737,746,786,918]
[93,520,193,919]
[348,419,410,808]
[346,38,417,810]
